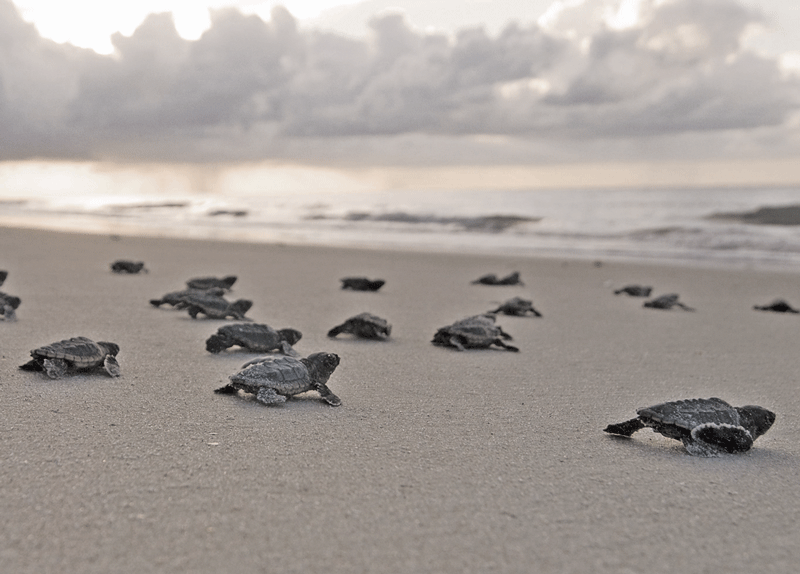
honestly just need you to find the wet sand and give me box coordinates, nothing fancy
[1,225,800,573]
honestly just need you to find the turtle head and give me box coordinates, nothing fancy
[229,299,253,316]
[97,342,120,357]
[737,405,776,439]
[304,352,340,383]
[205,334,226,353]
[278,328,303,346]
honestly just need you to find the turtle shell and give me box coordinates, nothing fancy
[230,355,312,396]
[637,398,740,432]
[31,337,118,368]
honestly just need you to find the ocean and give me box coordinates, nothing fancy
[2,185,800,270]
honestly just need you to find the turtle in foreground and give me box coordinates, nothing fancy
[471,271,524,286]
[432,314,518,352]
[614,285,652,297]
[604,397,775,456]
[111,260,147,274]
[206,323,302,355]
[19,336,121,379]
[643,294,694,311]
[186,275,237,290]
[754,299,799,313]
[328,312,391,340]
[150,287,226,308]
[175,292,252,320]
[489,297,542,317]
[215,352,341,406]
[340,277,385,291]
[0,291,21,321]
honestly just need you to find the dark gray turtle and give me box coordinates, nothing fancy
[614,285,652,297]
[150,287,226,308]
[754,299,799,313]
[340,277,386,291]
[328,312,391,339]
[0,270,7,286]
[186,275,237,290]
[215,352,341,406]
[643,293,694,311]
[0,291,21,321]
[206,323,302,355]
[489,297,542,317]
[19,336,121,379]
[471,271,524,286]
[111,260,147,274]
[175,292,252,320]
[432,314,518,352]
[604,397,775,456]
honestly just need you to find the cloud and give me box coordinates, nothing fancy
[0,0,798,163]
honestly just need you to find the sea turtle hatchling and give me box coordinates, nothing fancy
[432,314,518,352]
[643,293,694,311]
[614,285,652,297]
[0,291,21,321]
[206,323,302,355]
[19,336,121,379]
[489,297,542,317]
[111,260,147,274]
[150,287,226,308]
[186,275,237,290]
[340,277,386,291]
[175,292,252,320]
[471,271,524,286]
[215,352,341,406]
[327,312,391,339]
[604,397,775,456]
[754,299,800,313]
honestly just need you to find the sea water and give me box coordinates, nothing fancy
[2,185,800,270]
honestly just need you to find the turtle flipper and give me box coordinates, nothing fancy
[449,336,467,351]
[42,358,68,379]
[280,341,299,356]
[256,387,286,406]
[103,355,121,377]
[315,384,341,407]
[19,359,43,372]
[493,339,519,352]
[689,423,754,455]
[604,418,645,437]
[676,303,695,312]
[2,304,16,321]
[327,325,344,338]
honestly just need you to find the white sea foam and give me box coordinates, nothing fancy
[3,186,800,270]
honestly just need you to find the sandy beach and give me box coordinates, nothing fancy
[2,225,800,573]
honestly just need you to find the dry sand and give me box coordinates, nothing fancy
[1,225,800,573]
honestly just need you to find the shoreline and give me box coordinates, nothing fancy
[2,225,800,573]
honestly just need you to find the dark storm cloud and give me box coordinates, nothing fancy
[0,0,797,161]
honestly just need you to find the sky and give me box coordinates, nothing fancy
[3,0,800,189]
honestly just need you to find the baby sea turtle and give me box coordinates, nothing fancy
[175,292,252,320]
[489,297,542,317]
[206,323,302,355]
[643,294,694,311]
[111,260,147,274]
[340,277,386,291]
[150,287,226,308]
[19,336,121,379]
[754,299,799,313]
[614,285,652,297]
[327,312,391,339]
[471,271,524,286]
[215,352,341,406]
[186,275,237,290]
[604,397,775,456]
[432,314,518,352]
[0,291,21,321]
